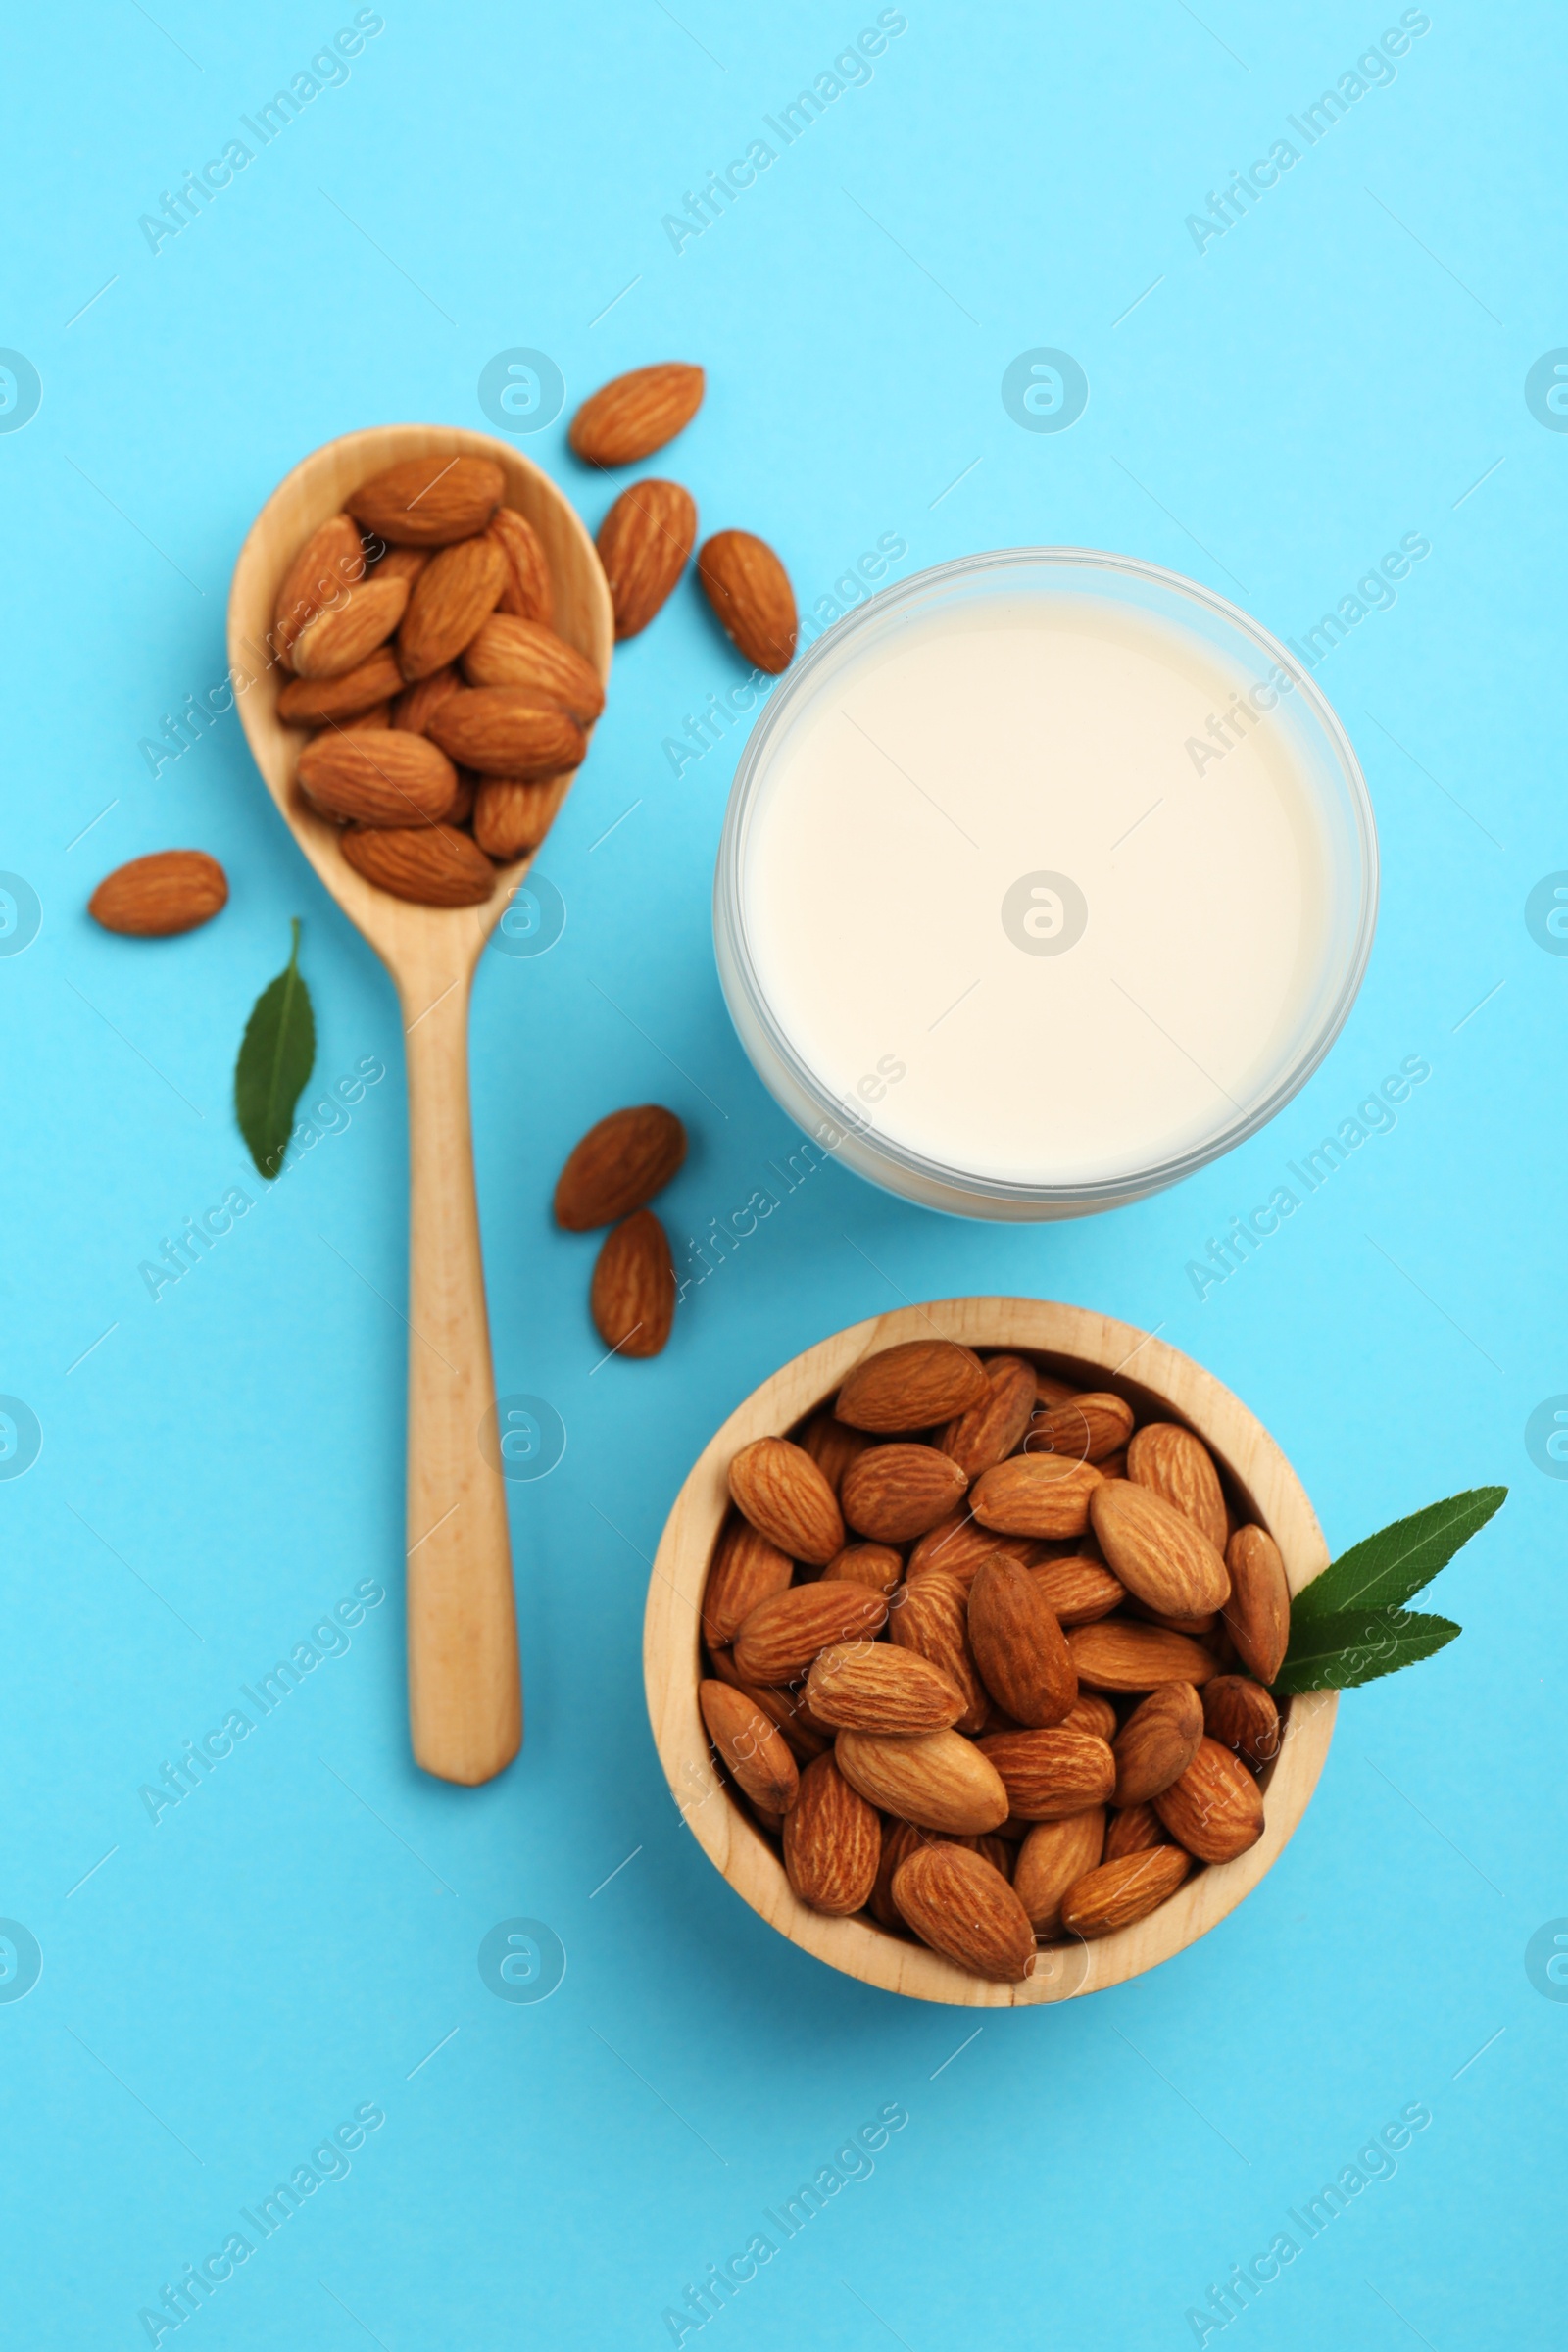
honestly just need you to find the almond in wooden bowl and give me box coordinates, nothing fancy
[644,1298,1337,2008]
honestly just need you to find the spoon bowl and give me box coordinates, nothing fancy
[229,424,613,1784]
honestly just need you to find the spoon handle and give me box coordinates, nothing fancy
[401,971,521,1784]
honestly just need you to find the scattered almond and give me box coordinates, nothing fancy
[569,362,705,467]
[555,1103,687,1231]
[598,478,698,637]
[89,850,228,937]
[698,529,798,672]
[590,1208,675,1358]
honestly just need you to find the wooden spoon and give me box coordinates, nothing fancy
[228,425,612,1785]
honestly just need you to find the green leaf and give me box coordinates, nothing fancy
[1292,1486,1506,1622]
[234,919,316,1180]
[1271,1606,1461,1695]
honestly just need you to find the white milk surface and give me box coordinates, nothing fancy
[741,595,1335,1189]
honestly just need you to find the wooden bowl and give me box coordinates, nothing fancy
[644,1298,1338,2007]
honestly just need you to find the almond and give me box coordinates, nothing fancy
[869,1818,928,1930]
[906,1515,1034,1586]
[698,529,798,672]
[1222,1525,1292,1684]
[463,613,605,721]
[702,1519,794,1650]
[555,1105,687,1231]
[88,850,227,937]
[1154,1736,1265,1862]
[1111,1682,1204,1805]
[835,1727,1009,1836]
[1202,1675,1282,1766]
[935,1353,1038,1478]
[820,1544,904,1595]
[1126,1422,1229,1553]
[487,506,554,624]
[731,1583,883,1685]
[1061,1693,1118,1740]
[1097,1449,1129,1481]
[1035,1372,1080,1408]
[1104,1800,1169,1861]
[782,1754,880,1914]
[968,1556,1077,1728]
[1067,1620,1218,1693]
[447,769,476,825]
[396,534,507,680]
[569,362,705,466]
[273,514,367,666]
[835,1338,988,1434]
[471,776,568,861]
[298,731,457,827]
[840,1443,969,1543]
[277,646,404,725]
[590,1209,675,1358]
[369,545,430,588]
[1026,1391,1135,1465]
[892,1842,1036,1983]
[597,478,698,637]
[722,1672,829,1765]
[338,822,495,906]
[290,575,410,679]
[699,1680,799,1815]
[426,686,584,777]
[1125,1598,1220,1637]
[970,1455,1102,1541]
[976,1729,1116,1821]
[797,1412,873,1496]
[728,1438,846,1568]
[344,703,392,730]
[347,455,505,546]
[806,1642,965,1734]
[1089,1480,1231,1617]
[1060,1844,1193,1938]
[886,1571,988,1734]
[392,664,463,735]
[1028,1554,1126,1626]
[1012,1808,1106,1936]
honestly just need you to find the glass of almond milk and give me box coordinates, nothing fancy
[714,550,1377,1219]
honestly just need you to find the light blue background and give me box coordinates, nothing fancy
[3,3,1562,2344]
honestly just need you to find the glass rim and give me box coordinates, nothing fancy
[714,545,1380,1211]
